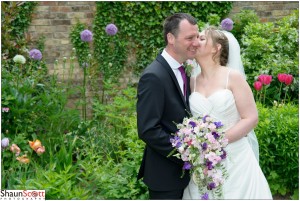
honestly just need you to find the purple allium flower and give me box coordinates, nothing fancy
[202,142,208,151]
[201,192,209,200]
[105,23,118,36]
[1,138,9,149]
[80,29,93,42]
[220,149,227,159]
[206,160,213,170]
[221,18,234,31]
[189,121,196,128]
[183,162,192,170]
[207,182,216,190]
[212,131,220,139]
[29,49,42,60]
[214,121,223,128]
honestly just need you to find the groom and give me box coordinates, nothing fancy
[137,13,199,199]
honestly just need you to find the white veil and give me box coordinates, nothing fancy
[190,30,260,162]
[222,30,260,162]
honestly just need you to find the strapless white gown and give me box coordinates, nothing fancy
[183,89,272,199]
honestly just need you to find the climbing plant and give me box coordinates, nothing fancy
[93,2,232,79]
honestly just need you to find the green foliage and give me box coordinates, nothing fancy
[241,10,298,105]
[93,1,232,78]
[230,9,260,44]
[1,2,38,58]
[256,103,298,197]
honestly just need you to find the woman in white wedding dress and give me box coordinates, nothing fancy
[183,27,272,199]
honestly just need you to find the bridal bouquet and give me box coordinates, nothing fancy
[170,114,229,199]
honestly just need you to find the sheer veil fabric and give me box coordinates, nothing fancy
[190,31,260,162]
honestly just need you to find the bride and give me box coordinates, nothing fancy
[183,27,272,199]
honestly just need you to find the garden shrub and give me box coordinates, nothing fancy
[241,10,298,105]
[256,102,298,198]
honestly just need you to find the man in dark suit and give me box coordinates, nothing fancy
[137,13,200,199]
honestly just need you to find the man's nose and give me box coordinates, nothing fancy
[192,38,200,47]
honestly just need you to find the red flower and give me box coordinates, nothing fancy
[258,74,272,85]
[284,74,293,85]
[277,73,287,83]
[254,81,263,91]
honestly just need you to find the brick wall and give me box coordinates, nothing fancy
[230,1,299,22]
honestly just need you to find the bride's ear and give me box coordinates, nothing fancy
[212,44,222,54]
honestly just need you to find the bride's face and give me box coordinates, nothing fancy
[195,31,214,60]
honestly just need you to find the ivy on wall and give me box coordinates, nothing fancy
[93,1,232,80]
[1,1,38,59]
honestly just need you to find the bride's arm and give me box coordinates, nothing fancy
[226,70,258,143]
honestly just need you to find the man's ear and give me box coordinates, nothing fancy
[167,33,175,45]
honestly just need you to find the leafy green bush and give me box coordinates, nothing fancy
[241,11,298,105]
[256,103,298,198]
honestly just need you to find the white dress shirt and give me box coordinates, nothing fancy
[161,49,185,95]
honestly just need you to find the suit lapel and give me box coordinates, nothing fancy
[156,54,190,112]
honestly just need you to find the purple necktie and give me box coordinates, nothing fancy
[178,66,187,97]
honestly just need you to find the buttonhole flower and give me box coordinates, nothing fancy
[13,55,26,64]
[80,29,93,42]
[29,49,42,60]
[105,23,118,36]
[221,18,233,31]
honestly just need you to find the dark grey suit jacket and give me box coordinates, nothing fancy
[137,53,191,191]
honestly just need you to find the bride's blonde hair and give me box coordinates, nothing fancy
[204,26,229,66]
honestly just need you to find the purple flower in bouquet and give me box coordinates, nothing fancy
[29,49,42,60]
[214,121,223,128]
[170,136,182,148]
[206,160,213,170]
[208,182,216,190]
[201,192,209,200]
[183,161,192,170]
[202,142,208,150]
[212,132,220,139]
[80,29,93,42]
[105,23,118,36]
[220,149,227,159]
[202,115,209,123]
[189,121,197,128]
[221,18,233,31]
